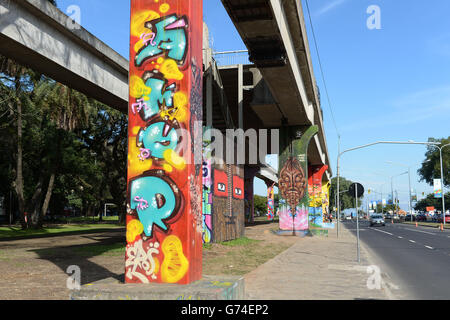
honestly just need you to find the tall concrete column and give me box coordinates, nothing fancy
[308,164,329,235]
[277,125,318,236]
[126,0,203,284]
[244,166,259,223]
[265,181,275,221]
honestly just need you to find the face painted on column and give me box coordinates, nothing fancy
[279,157,307,209]
[128,170,182,238]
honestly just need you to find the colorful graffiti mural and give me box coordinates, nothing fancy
[267,184,275,221]
[278,125,318,236]
[126,0,203,284]
[307,165,334,233]
[202,131,213,243]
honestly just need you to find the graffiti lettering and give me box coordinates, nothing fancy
[127,1,201,285]
[126,239,160,282]
[135,14,188,67]
[129,171,181,237]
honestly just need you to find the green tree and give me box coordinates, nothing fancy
[80,106,128,224]
[329,177,363,211]
[414,192,449,213]
[253,195,268,216]
[418,137,450,188]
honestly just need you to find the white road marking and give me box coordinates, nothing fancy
[398,236,403,239]
[399,228,435,235]
[409,240,416,243]
[369,228,393,236]
[425,246,434,250]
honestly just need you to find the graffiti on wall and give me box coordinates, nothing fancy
[278,125,318,235]
[307,165,334,231]
[267,184,275,221]
[126,0,202,284]
[202,158,212,243]
[278,156,308,231]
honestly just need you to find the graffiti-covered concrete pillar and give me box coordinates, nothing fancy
[266,181,275,221]
[308,165,329,235]
[126,0,203,285]
[244,166,259,223]
[277,125,318,236]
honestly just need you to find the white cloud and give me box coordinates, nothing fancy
[315,0,349,17]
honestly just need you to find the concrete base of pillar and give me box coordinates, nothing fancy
[70,275,245,300]
[275,230,312,237]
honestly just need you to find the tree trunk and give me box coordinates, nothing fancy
[28,176,44,229]
[13,97,26,229]
[40,172,55,223]
[118,203,126,226]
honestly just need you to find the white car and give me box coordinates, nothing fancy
[370,214,385,227]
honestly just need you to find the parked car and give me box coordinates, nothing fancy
[405,214,415,222]
[370,214,385,227]
[416,214,427,222]
[432,214,442,223]
[437,214,450,223]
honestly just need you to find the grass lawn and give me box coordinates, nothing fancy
[203,236,290,276]
[65,216,119,223]
[0,223,123,239]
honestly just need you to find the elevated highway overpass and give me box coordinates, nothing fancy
[220,0,332,180]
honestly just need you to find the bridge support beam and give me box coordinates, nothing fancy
[266,181,275,221]
[244,166,259,223]
[125,0,203,285]
[308,165,333,235]
[277,125,318,236]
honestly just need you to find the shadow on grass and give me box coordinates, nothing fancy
[0,225,125,242]
[29,232,126,285]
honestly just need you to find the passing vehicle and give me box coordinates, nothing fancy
[369,214,385,227]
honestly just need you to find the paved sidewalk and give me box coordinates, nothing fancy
[244,223,396,300]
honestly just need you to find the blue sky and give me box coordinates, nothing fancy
[56,0,450,209]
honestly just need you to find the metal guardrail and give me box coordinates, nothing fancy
[213,50,250,66]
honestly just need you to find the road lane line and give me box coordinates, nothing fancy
[409,240,416,243]
[369,228,393,236]
[425,246,434,250]
[398,236,403,239]
[400,228,435,235]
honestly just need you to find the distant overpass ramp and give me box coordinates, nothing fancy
[0,0,128,111]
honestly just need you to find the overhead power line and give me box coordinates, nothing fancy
[304,0,340,138]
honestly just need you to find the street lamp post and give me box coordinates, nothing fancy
[387,163,412,221]
[337,140,441,251]
[428,143,450,225]
[390,171,408,218]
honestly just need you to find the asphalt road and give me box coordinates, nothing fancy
[343,220,450,300]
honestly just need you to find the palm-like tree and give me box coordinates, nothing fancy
[32,80,93,227]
